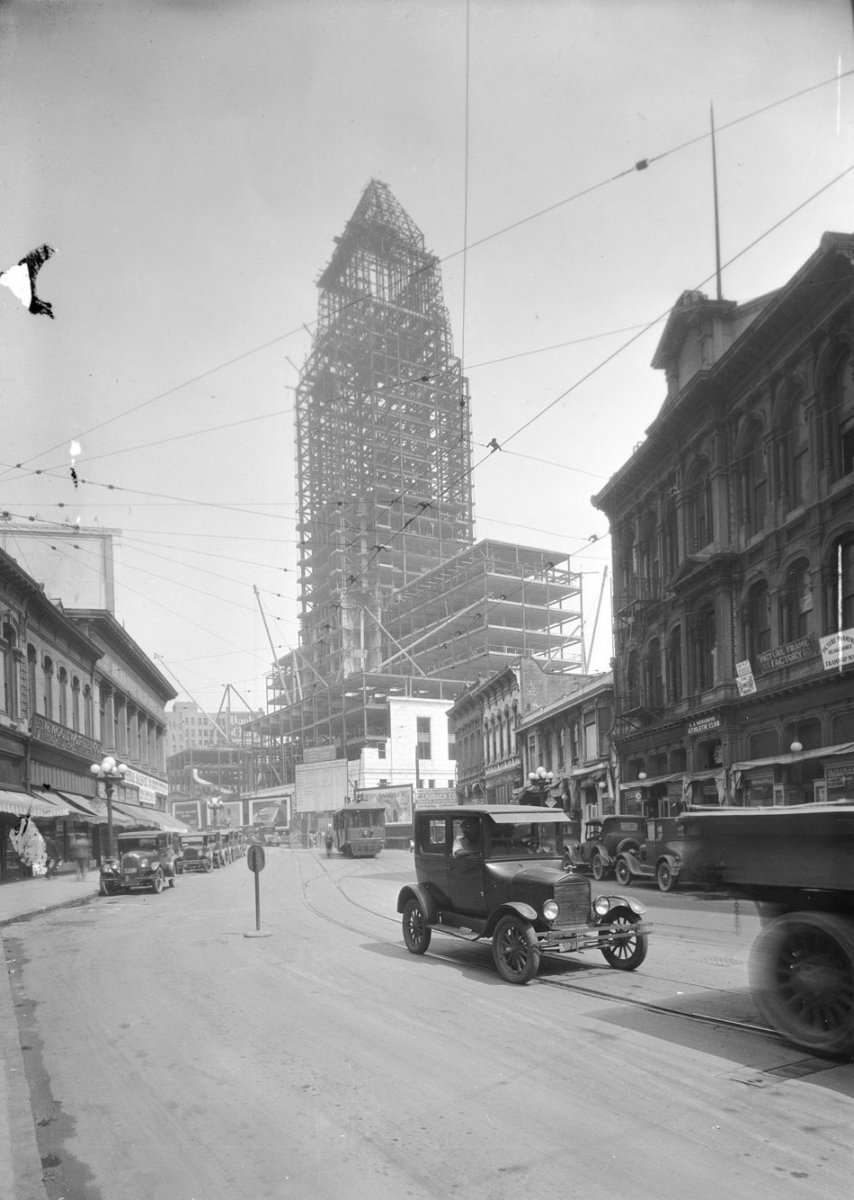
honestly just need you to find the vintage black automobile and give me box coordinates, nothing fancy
[397,806,650,984]
[180,834,215,873]
[99,831,178,895]
[613,817,685,892]
[564,814,647,879]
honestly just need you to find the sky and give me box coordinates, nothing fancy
[1,0,852,713]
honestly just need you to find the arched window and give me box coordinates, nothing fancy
[625,647,639,710]
[742,580,771,659]
[662,489,679,579]
[58,666,69,726]
[666,625,683,703]
[736,418,767,536]
[779,392,810,511]
[26,645,37,719]
[684,459,713,552]
[83,684,93,738]
[71,677,81,732]
[833,353,854,479]
[43,655,54,720]
[618,529,637,604]
[644,638,663,708]
[779,561,812,642]
[638,509,659,598]
[1,624,17,717]
[825,535,854,633]
[691,606,716,691]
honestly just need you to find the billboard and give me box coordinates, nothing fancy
[354,784,414,823]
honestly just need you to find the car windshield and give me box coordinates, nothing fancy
[488,821,562,859]
[123,839,158,852]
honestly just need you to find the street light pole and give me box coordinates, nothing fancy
[90,754,128,860]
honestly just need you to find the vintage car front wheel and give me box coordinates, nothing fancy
[492,915,541,984]
[615,858,632,887]
[591,853,606,881]
[150,870,164,894]
[402,898,432,955]
[600,910,648,971]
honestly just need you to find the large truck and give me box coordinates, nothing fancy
[675,802,854,1058]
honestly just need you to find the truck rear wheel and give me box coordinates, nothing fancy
[749,912,854,1059]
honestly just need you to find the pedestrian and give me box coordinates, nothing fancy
[71,831,90,881]
[325,824,334,858]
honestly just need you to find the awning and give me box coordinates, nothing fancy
[55,792,137,827]
[113,802,189,833]
[731,741,854,772]
[0,789,70,819]
[619,772,683,791]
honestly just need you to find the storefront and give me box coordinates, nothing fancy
[731,741,854,806]
[0,789,71,882]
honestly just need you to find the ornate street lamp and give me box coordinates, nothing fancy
[528,766,555,804]
[90,755,127,860]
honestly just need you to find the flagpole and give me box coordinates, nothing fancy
[711,103,723,301]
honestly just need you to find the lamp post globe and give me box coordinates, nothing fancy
[90,756,128,860]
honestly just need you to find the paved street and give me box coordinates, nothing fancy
[3,849,854,1199]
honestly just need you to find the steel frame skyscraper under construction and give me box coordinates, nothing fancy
[248,180,583,780]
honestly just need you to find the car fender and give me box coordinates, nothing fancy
[656,853,681,876]
[396,883,437,923]
[595,846,614,867]
[595,897,647,922]
[484,901,538,936]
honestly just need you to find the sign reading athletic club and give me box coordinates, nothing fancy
[687,714,721,735]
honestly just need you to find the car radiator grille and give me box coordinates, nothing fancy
[554,878,590,926]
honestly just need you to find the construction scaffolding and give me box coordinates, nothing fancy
[244,181,585,789]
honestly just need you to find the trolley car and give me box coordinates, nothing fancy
[332,802,385,857]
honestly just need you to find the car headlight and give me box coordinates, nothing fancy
[542,899,559,922]
[139,857,150,868]
[593,896,611,917]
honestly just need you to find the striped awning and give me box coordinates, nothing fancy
[0,789,71,819]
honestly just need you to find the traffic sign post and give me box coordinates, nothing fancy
[244,842,271,938]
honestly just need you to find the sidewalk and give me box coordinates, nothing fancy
[1,874,100,1199]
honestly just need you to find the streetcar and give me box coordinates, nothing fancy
[332,802,385,857]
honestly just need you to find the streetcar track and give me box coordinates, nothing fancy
[293,851,783,1045]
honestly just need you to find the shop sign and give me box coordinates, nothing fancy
[825,764,854,789]
[735,660,756,695]
[820,629,854,671]
[687,714,720,735]
[31,714,100,760]
[756,636,816,673]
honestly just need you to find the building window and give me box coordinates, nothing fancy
[781,393,809,511]
[737,419,767,535]
[684,459,713,552]
[779,561,812,642]
[83,685,93,738]
[43,656,54,720]
[742,580,771,659]
[58,667,69,727]
[644,638,663,708]
[71,677,81,732]
[1,625,17,717]
[833,353,854,479]
[416,716,431,760]
[666,626,683,703]
[692,607,716,691]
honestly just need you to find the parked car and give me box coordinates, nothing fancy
[180,834,215,873]
[99,831,178,895]
[613,818,685,892]
[564,815,647,879]
[397,806,650,984]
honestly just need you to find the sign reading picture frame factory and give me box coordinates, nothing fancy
[756,635,817,673]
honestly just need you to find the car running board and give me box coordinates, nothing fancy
[432,922,485,942]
